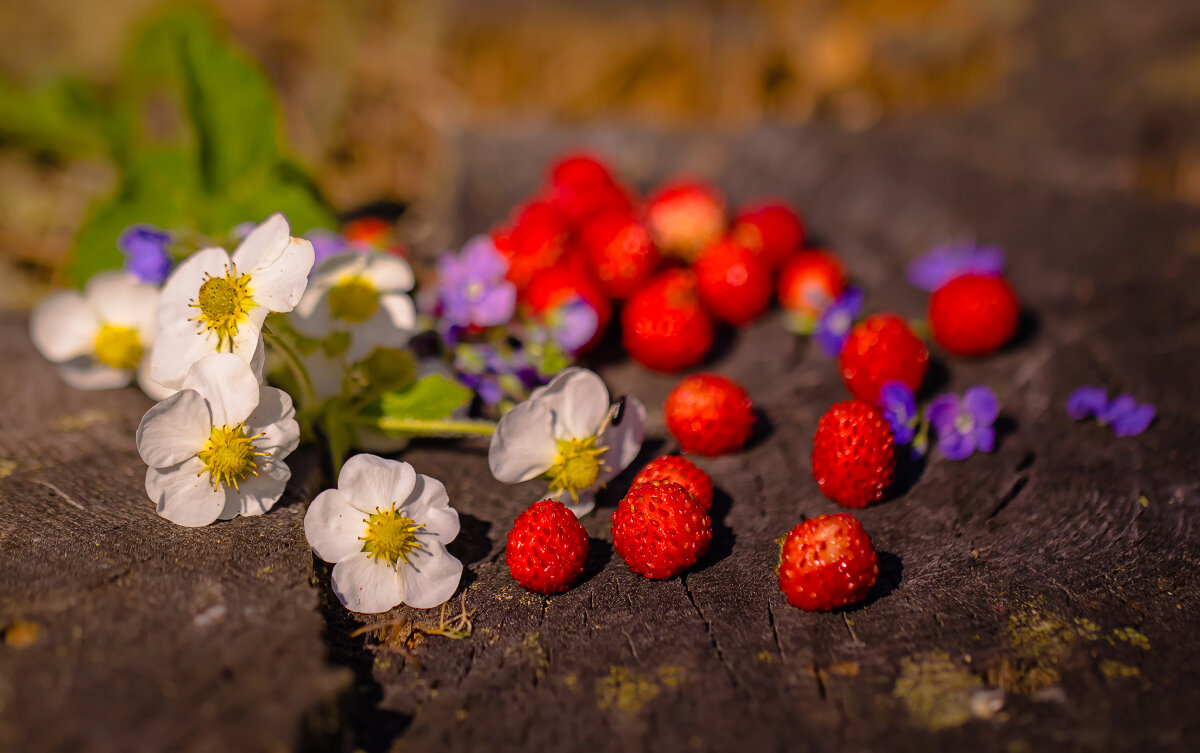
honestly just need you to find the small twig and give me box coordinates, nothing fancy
[33,479,85,511]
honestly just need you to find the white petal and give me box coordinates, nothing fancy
[57,358,133,390]
[555,488,596,518]
[247,336,267,383]
[536,367,610,440]
[137,352,177,400]
[299,348,346,400]
[403,475,459,544]
[488,400,557,483]
[344,296,415,363]
[305,488,370,563]
[146,457,225,527]
[288,288,335,339]
[246,237,315,313]
[231,460,291,517]
[361,253,414,292]
[182,353,261,427]
[157,247,233,330]
[598,396,647,483]
[337,454,416,514]
[87,272,159,336]
[230,213,291,273]
[246,387,299,459]
[149,321,222,389]
[331,553,405,613]
[308,250,368,288]
[230,308,269,362]
[398,542,462,609]
[30,291,99,362]
[136,389,210,467]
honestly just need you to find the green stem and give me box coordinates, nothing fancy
[264,327,316,409]
[345,415,497,437]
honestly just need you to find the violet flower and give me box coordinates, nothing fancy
[880,381,919,444]
[437,236,517,328]
[454,343,540,407]
[906,241,1005,292]
[1067,386,1155,437]
[814,287,863,357]
[927,386,999,460]
[118,225,172,285]
[542,296,599,353]
[306,229,350,269]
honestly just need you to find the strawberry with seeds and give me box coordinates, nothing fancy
[613,482,712,579]
[929,274,1020,356]
[632,455,714,510]
[507,499,590,594]
[622,269,714,372]
[579,212,659,299]
[778,513,878,611]
[694,237,773,326]
[665,373,755,456]
[839,313,929,403]
[811,400,895,507]
[731,201,805,272]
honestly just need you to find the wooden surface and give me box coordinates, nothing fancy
[4,1,1200,751]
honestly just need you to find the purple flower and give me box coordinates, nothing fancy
[927,386,999,461]
[814,287,863,357]
[453,343,540,406]
[306,229,350,269]
[437,236,517,328]
[880,381,918,444]
[118,225,172,284]
[543,296,599,353]
[906,241,1005,292]
[1068,386,1154,436]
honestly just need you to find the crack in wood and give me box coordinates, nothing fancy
[680,574,739,687]
[988,451,1038,520]
[811,659,827,701]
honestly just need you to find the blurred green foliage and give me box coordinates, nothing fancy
[0,6,333,286]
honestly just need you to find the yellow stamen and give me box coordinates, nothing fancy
[195,423,269,492]
[328,276,380,323]
[360,507,426,566]
[93,324,142,370]
[546,435,608,503]
[189,264,255,350]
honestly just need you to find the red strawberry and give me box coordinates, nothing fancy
[929,274,1020,356]
[506,499,590,594]
[693,237,773,326]
[523,265,612,353]
[342,216,392,247]
[612,482,712,579]
[838,313,929,403]
[579,212,659,299]
[547,153,632,225]
[492,200,569,291]
[811,400,895,508]
[631,455,714,510]
[777,513,878,611]
[731,201,805,271]
[645,179,726,262]
[664,373,755,456]
[778,250,846,320]
[622,269,714,372]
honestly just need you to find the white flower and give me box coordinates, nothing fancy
[289,250,416,363]
[30,271,158,391]
[305,454,462,613]
[136,353,300,527]
[488,367,645,517]
[150,213,314,389]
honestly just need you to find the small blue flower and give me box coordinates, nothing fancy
[814,287,863,357]
[436,236,518,329]
[118,225,172,285]
[880,381,918,444]
[1069,386,1154,437]
[906,241,1005,292]
[543,295,599,353]
[1066,386,1108,420]
[927,386,999,461]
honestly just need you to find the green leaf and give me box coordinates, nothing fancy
[366,375,474,428]
[0,77,117,159]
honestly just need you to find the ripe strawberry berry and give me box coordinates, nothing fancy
[731,201,805,272]
[778,513,878,611]
[613,482,712,579]
[811,400,895,508]
[506,499,590,594]
[547,153,631,225]
[523,264,612,352]
[693,237,773,326]
[778,250,846,320]
[631,455,714,510]
[664,373,755,456]
[839,313,929,403]
[645,179,726,262]
[622,269,714,372]
[929,274,1020,356]
[492,200,569,292]
[579,212,659,299]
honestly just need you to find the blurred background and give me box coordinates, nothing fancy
[2,0,1199,307]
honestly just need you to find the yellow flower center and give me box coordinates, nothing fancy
[546,436,608,502]
[328,276,380,323]
[190,265,255,350]
[360,507,426,566]
[93,324,142,370]
[195,423,268,492]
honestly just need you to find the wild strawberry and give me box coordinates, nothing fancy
[492,200,569,291]
[731,201,805,271]
[622,269,714,372]
[811,401,895,508]
[506,499,590,594]
[839,313,929,403]
[778,250,846,320]
[928,274,1020,356]
[342,216,392,247]
[547,153,632,226]
[777,513,878,611]
[523,265,612,353]
[664,373,755,456]
[645,179,726,262]
[579,212,659,299]
[693,237,773,326]
[631,455,714,510]
[612,482,712,579]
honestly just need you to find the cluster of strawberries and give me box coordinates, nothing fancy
[490,153,807,368]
